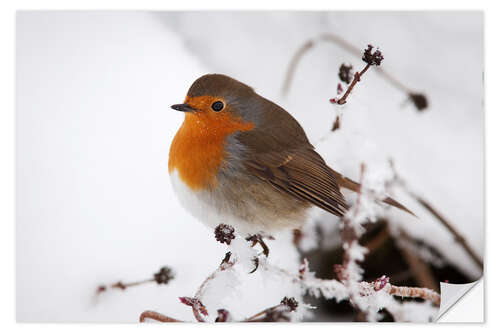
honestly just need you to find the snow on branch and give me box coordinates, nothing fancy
[100,162,441,323]
[139,296,301,323]
[101,156,444,323]
[131,162,442,323]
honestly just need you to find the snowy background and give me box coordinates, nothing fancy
[16,11,483,322]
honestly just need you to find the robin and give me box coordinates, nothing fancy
[168,74,412,237]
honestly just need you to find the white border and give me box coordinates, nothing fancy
[2,1,497,332]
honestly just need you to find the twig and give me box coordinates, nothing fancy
[336,163,370,319]
[194,252,236,300]
[282,33,428,111]
[361,223,390,252]
[139,310,182,323]
[265,260,440,309]
[386,283,441,306]
[139,297,297,323]
[96,266,174,293]
[177,252,236,322]
[281,40,315,96]
[108,279,154,290]
[389,159,483,270]
[179,297,208,322]
[339,163,367,268]
[335,64,371,105]
[413,196,483,269]
[398,231,439,291]
[244,297,298,322]
[332,45,383,106]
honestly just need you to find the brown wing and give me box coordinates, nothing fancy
[235,129,349,217]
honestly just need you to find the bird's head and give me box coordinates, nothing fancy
[171,74,262,133]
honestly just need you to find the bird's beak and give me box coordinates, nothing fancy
[171,104,197,112]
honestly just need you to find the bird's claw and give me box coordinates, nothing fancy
[245,234,272,257]
[249,257,259,274]
[246,234,275,274]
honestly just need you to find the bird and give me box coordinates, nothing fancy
[168,74,412,237]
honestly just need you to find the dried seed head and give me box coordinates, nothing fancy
[362,44,384,66]
[280,297,299,312]
[409,93,428,111]
[215,309,230,322]
[373,275,390,291]
[153,266,174,285]
[214,224,235,245]
[338,64,353,84]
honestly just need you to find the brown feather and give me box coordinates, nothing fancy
[333,171,416,217]
[236,126,349,217]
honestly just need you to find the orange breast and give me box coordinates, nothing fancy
[168,108,254,191]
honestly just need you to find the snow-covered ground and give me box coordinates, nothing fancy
[16,11,483,322]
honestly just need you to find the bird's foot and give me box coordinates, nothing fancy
[245,234,274,257]
[245,233,275,273]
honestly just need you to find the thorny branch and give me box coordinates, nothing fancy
[282,33,428,111]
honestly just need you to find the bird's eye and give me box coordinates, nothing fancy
[211,101,224,112]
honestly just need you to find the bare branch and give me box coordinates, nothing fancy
[281,40,315,96]
[139,310,182,323]
[282,33,429,111]
[244,297,298,322]
[194,251,236,300]
[96,266,174,294]
[389,159,483,270]
[398,231,440,291]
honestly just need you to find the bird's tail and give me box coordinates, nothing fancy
[334,172,416,217]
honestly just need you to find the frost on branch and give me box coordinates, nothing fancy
[123,163,445,323]
[135,164,445,323]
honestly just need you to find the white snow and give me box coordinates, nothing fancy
[16,11,482,322]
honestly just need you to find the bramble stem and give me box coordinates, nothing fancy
[336,64,371,105]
